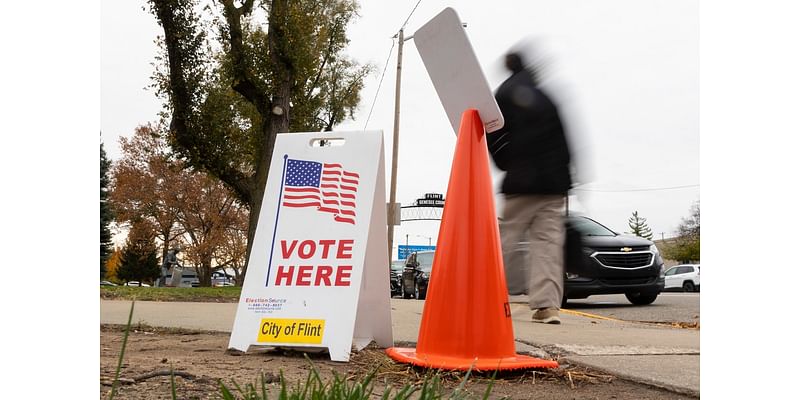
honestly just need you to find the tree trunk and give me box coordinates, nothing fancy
[241,89,289,284]
[240,0,292,285]
[242,190,262,286]
[198,255,213,287]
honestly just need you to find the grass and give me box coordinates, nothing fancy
[218,356,499,400]
[101,286,242,302]
[106,300,502,399]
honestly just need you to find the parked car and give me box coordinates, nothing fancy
[664,264,700,292]
[212,271,235,287]
[100,280,117,287]
[124,281,151,287]
[390,261,405,297]
[507,215,665,306]
[401,251,434,300]
[168,268,200,288]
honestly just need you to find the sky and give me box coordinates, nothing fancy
[102,0,699,258]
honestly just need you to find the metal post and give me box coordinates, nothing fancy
[387,28,404,262]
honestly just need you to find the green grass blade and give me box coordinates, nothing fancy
[450,365,474,399]
[109,300,135,400]
[481,369,498,400]
[278,370,288,400]
[261,372,269,399]
[170,365,178,400]
[219,379,236,399]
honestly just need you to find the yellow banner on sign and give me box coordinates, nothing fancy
[257,318,326,344]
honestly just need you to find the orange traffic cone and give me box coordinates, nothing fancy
[386,109,558,371]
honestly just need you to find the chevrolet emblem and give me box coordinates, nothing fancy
[620,247,633,252]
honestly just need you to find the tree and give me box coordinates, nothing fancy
[148,0,372,282]
[176,171,248,286]
[111,124,249,287]
[110,125,186,265]
[105,248,123,283]
[101,143,115,279]
[213,210,249,285]
[117,221,161,285]
[663,201,700,263]
[627,211,654,240]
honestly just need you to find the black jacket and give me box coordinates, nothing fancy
[488,70,572,195]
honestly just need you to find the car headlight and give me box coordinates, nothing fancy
[652,244,666,277]
[566,273,580,279]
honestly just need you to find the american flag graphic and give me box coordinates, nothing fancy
[282,158,360,225]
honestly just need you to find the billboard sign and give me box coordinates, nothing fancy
[398,245,436,260]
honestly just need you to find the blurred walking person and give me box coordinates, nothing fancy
[488,51,573,324]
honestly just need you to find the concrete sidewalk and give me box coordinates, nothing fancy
[100,298,699,397]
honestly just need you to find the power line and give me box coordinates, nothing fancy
[572,184,699,193]
[363,0,424,130]
[363,39,396,130]
[401,0,424,29]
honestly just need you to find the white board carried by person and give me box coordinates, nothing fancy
[228,131,393,362]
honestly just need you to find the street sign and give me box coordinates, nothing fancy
[413,193,445,207]
[398,245,436,260]
[415,199,444,207]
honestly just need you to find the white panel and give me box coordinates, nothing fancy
[413,7,504,135]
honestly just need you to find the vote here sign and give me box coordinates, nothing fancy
[228,131,393,362]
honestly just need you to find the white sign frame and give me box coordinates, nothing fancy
[413,7,504,135]
[228,131,393,362]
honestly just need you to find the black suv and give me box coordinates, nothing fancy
[401,251,434,300]
[507,215,665,306]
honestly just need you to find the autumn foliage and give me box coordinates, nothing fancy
[110,124,248,286]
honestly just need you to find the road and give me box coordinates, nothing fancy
[561,292,700,324]
[393,291,701,325]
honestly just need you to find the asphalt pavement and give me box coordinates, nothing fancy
[100,297,700,397]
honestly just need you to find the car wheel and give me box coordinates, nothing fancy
[625,291,659,305]
[682,281,695,292]
[403,283,413,299]
[417,283,427,300]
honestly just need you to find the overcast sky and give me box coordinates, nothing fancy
[102,0,699,257]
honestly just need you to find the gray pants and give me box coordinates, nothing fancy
[500,194,565,310]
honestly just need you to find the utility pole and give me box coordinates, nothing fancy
[387,28,405,263]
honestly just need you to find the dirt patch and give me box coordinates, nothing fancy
[100,325,696,399]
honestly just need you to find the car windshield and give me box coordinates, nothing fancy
[416,252,434,273]
[391,262,405,272]
[569,217,617,236]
